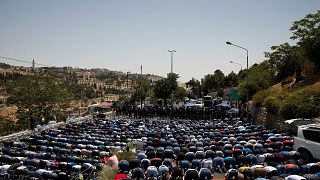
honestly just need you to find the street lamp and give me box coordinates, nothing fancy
[226,41,250,123]
[230,61,243,71]
[168,50,176,73]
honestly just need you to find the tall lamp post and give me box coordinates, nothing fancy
[230,61,242,71]
[168,50,176,73]
[226,41,250,124]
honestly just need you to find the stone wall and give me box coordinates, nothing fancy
[252,107,285,130]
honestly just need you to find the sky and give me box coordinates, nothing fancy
[0,1,319,82]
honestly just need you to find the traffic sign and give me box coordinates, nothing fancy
[229,87,238,102]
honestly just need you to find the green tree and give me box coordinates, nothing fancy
[213,69,225,89]
[115,95,130,108]
[154,79,171,106]
[174,87,187,101]
[265,43,301,80]
[186,78,201,98]
[224,71,238,87]
[167,73,179,93]
[237,61,276,101]
[201,69,225,95]
[290,10,320,70]
[201,74,215,95]
[237,69,248,81]
[153,73,179,106]
[131,77,150,106]
[7,76,71,125]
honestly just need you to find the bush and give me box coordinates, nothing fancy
[0,117,15,136]
[114,142,136,161]
[115,151,135,161]
[263,96,280,114]
[253,89,275,107]
[262,92,286,114]
[258,86,320,119]
[278,87,320,119]
[279,96,315,119]
[98,166,117,180]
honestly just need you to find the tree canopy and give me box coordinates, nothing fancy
[186,78,201,99]
[130,77,150,105]
[7,75,72,122]
[153,73,179,106]
[290,10,320,70]
[265,43,301,80]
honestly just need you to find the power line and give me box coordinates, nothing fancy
[0,55,51,67]
[0,55,143,74]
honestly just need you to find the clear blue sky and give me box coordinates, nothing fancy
[0,1,319,82]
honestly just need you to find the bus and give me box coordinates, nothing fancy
[203,95,212,108]
[88,102,113,119]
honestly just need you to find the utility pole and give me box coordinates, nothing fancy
[140,65,143,109]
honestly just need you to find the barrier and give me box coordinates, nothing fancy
[0,115,92,143]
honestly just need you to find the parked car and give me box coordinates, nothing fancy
[195,101,204,108]
[293,124,320,162]
[285,118,312,126]
[284,118,314,136]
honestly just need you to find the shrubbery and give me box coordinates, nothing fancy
[115,151,136,161]
[98,166,117,180]
[252,89,275,107]
[253,86,320,119]
[263,95,280,114]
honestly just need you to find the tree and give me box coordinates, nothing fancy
[186,78,201,98]
[224,71,238,87]
[7,75,72,125]
[114,95,131,109]
[290,10,320,70]
[201,69,225,95]
[167,73,179,93]
[153,73,179,106]
[131,77,150,106]
[237,61,276,101]
[265,43,301,80]
[174,87,187,101]
[154,78,171,106]
[213,69,225,89]
[201,74,215,95]
[237,69,248,81]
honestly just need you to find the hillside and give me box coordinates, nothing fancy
[271,73,320,93]
[0,63,163,104]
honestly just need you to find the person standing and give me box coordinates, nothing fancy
[29,112,36,130]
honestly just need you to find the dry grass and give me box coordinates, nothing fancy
[0,105,18,122]
[97,166,117,180]
[114,142,136,161]
[115,150,136,161]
